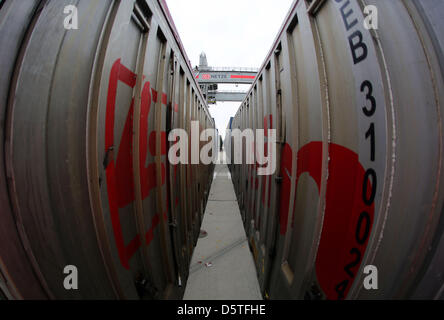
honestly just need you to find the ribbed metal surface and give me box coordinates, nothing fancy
[228,0,444,300]
[0,0,215,299]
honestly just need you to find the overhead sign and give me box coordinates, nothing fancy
[195,73,255,81]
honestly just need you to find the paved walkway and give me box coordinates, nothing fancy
[183,160,262,300]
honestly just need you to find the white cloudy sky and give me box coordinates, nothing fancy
[166,0,294,133]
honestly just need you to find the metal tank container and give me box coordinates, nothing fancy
[0,0,214,299]
[230,0,444,300]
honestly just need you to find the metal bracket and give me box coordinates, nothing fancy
[103,146,114,169]
[169,219,177,228]
[135,275,158,299]
[304,283,323,300]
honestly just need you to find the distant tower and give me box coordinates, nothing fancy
[199,52,210,70]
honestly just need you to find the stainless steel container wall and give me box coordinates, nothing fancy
[228,0,444,300]
[0,0,215,299]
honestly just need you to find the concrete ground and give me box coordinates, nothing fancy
[183,159,262,300]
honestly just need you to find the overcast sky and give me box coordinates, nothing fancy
[166,0,294,133]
